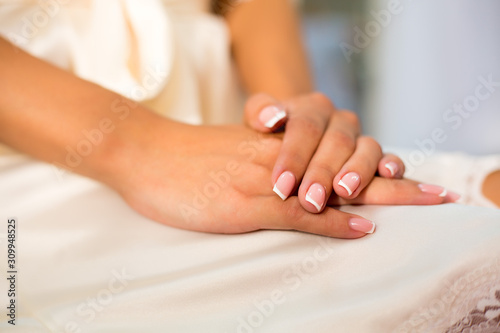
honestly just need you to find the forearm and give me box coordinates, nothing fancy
[483,170,500,207]
[0,37,160,185]
[226,0,313,100]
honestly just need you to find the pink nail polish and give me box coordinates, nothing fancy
[259,106,286,128]
[445,191,461,202]
[418,184,448,197]
[305,183,326,212]
[273,171,295,200]
[384,162,399,177]
[338,172,361,196]
[348,218,376,234]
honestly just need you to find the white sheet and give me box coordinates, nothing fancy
[1,153,500,332]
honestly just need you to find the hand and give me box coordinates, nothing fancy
[244,93,405,213]
[108,117,452,238]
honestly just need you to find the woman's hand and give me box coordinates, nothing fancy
[244,93,408,213]
[108,117,453,238]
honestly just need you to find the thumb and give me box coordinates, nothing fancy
[244,93,287,132]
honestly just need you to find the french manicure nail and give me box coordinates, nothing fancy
[273,171,295,200]
[259,105,286,128]
[445,191,461,202]
[384,162,399,177]
[305,183,326,212]
[338,172,361,196]
[418,184,448,197]
[348,218,376,234]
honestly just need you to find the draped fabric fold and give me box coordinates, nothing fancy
[0,0,242,127]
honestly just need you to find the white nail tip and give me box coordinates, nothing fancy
[305,194,322,212]
[264,110,286,128]
[366,222,376,234]
[439,189,448,197]
[338,180,353,196]
[273,184,287,201]
[384,163,396,176]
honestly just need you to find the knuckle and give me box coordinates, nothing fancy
[360,136,382,154]
[285,202,309,227]
[309,161,336,179]
[388,180,407,197]
[289,114,324,139]
[281,147,309,168]
[339,110,361,130]
[309,92,334,108]
[321,215,339,233]
[330,130,356,151]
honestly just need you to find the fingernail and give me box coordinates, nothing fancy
[305,183,326,212]
[445,190,461,202]
[273,171,295,200]
[338,172,361,196]
[348,218,376,234]
[418,184,448,197]
[259,105,286,128]
[384,162,399,177]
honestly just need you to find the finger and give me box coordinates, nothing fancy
[333,136,382,199]
[271,93,334,200]
[377,153,405,179]
[327,177,460,206]
[296,110,360,213]
[260,196,376,238]
[244,93,287,132]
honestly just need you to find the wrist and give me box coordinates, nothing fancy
[74,102,162,191]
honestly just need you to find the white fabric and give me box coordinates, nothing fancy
[1,153,500,332]
[394,149,500,208]
[1,1,500,331]
[0,0,242,125]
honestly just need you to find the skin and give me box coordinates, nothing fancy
[229,0,498,209]
[227,0,408,213]
[0,0,457,239]
[483,170,500,207]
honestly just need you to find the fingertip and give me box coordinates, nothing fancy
[444,190,461,203]
[303,183,326,213]
[384,161,399,177]
[274,199,374,238]
[348,217,376,235]
[244,93,283,131]
[378,156,404,179]
[335,171,361,198]
[259,105,287,130]
[272,171,296,201]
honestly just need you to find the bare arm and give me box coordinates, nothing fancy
[226,0,313,99]
[0,35,452,237]
[225,1,436,209]
[0,37,159,185]
[483,170,500,207]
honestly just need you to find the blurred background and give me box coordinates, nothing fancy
[300,0,500,155]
